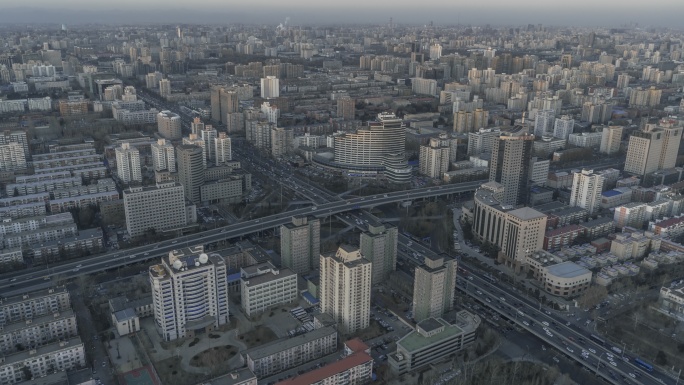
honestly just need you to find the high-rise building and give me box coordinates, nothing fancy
[115,142,142,184]
[360,221,398,284]
[123,182,187,237]
[176,144,205,204]
[260,76,280,99]
[530,157,550,186]
[260,101,280,124]
[489,127,535,206]
[419,134,451,179]
[159,78,171,97]
[149,245,229,341]
[214,132,232,166]
[553,115,574,139]
[412,254,457,322]
[429,44,442,60]
[183,134,207,169]
[333,112,405,169]
[280,216,320,274]
[624,119,682,175]
[210,87,239,124]
[600,125,623,155]
[569,169,604,215]
[337,96,355,120]
[534,109,555,137]
[320,245,371,334]
[467,128,500,155]
[151,138,176,172]
[190,116,205,135]
[270,127,294,157]
[0,142,27,172]
[201,126,217,163]
[472,185,547,271]
[157,110,182,140]
[499,207,547,271]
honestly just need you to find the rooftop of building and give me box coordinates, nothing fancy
[545,261,591,279]
[3,309,75,333]
[1,286,69,307]
[241,262,296,287]
[582,216,615,227]
[602,189,624,197]
[4,336,82,366]
[276,351,371,385]
[243,325,337,360]
[508,206,546,221]
[661,283,684,299]
[200,368,257,385]
[113,308,137,323]
[397,317,472,353]
[545,224,584,237]
[655,215,684,228]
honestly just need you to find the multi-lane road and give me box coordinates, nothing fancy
[459,269,674,385]
[0,180,484,295]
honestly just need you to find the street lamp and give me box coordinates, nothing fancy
[595,353,605,376]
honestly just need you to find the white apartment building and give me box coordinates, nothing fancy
[214,132,232,165]
[149,246,229,341]
[151,138,176,172]
[419,135,450,179]
[467,128,500,155]
[624,119,682,175]
[320,245,371,334]
[244,326,337,378]
[0,287,71,326]
[600,125,623,155]
[0,310,78,355]
[412,254,457,322]
[260,101,280,124]
[0,337,85,384]
[240,262,297,317]
[115,142,141,184]
[553,115,574,139]
[0,143,27,172]
[568,132,603,148]
[412,78,438,96]
[123,182,187,237]
[201,127,217,163]
[569,169,604,215]
[183,134,207,169]
[260,76,280,99]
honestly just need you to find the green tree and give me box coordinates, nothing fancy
[655,350,668,365]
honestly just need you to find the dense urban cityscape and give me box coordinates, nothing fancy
[0,14,683,385]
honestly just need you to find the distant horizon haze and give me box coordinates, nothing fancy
[0,4,683,28]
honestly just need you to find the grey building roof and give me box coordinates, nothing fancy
[243,326,336,360]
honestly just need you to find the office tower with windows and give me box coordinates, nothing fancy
[489,127,535,206]
[123,182,187,237]
[419,135,451,179]
[176,144,205,204]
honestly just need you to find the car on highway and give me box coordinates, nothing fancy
[609,360,617,367]
[588,348,596,354]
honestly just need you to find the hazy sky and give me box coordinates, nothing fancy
[1,2,684,27]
